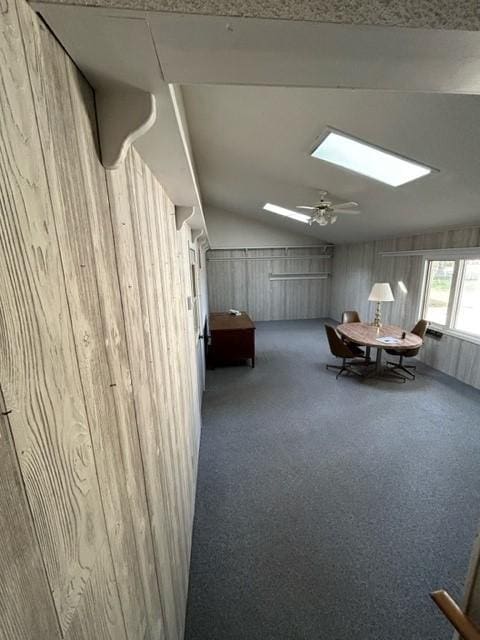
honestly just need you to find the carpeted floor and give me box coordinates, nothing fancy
[184,319,480,640]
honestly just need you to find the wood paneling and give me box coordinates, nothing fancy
[0,389,62,640]
[330,227,480,389]
[0,0,201,637]
[22,8,150,638]
[107,148,200,640]
[0,1,110,633]
[207,247,331,321]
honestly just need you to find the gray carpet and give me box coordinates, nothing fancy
[184,319,480,640]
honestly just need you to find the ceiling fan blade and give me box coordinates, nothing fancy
[297,206,316,210]
[334,209,361,215]
[333,201,359,210]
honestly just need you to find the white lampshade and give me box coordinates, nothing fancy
[368,282,394,302]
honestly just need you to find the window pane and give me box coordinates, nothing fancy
[424,260,455,325]
[455,259,480,336]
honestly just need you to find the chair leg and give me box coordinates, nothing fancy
[387,367,408,382]
[327,359,348,379]
[326,364,343,372]
[326,363,344,377]
[336,366,347,379]
[327,358,364,379]
[397,365,416,380]
[344,365,364,378]
[386,354,416,380]
[326,364,349,379]
[337,358,358,379]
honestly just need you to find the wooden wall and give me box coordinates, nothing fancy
[207,247,331,321]
[0,0,201,638]
[330,227,480,390]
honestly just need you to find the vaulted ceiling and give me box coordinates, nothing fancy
[183,85,480,243]
[34,0,480,245]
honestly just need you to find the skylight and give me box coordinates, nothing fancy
[311,129,433,187]
[263,203,310,223]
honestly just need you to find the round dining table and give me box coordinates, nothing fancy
[337,322,423,376]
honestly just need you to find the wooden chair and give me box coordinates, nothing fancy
[340,310,371,360]
[386,319,428,380]
[341,310,361,324]
[325,324,367,379]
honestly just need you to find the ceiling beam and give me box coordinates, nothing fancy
[29,0,480,32]
[148,12,480,94]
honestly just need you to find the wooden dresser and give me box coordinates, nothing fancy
[209,312,256,368]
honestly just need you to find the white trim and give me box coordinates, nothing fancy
[96,90,156,169]
[175,206,195,231]
[421,255,480,346]
[191,229,205,243]
[168,85,210,241]
[417,258,430,321]
[446,259,461,328]
[449,259,464,328]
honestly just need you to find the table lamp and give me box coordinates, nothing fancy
[368,282,394,328]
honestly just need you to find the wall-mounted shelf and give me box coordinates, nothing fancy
[210,245,332,252]
[208,246,333,262]
[207,246,334,262]
[381,247,480,258]
[207,255,331,262]
[269,272,330,281]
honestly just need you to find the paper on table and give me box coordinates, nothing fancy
[376,336,402,344]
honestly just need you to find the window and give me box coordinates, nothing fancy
[423,260,455,326]
[423,258,480,338]
[311,129,434,187]
[455,260,480,335]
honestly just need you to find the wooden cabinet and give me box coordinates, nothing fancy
[209,312,255,368]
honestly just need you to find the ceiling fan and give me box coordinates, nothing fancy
[297,191,361,226]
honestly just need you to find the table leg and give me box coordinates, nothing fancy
[375,347,382,374]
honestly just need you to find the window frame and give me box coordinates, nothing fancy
[189,247,201,339]
[421,255,480,345]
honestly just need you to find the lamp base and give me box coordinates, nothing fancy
[372,301,382,328]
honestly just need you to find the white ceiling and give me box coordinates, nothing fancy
[182,85,480,243]
[34,3,480,244]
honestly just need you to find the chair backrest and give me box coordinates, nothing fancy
[411,319,428,339]
[398,319,428,358]
[325,324,356,358]
[342,310,360,324]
